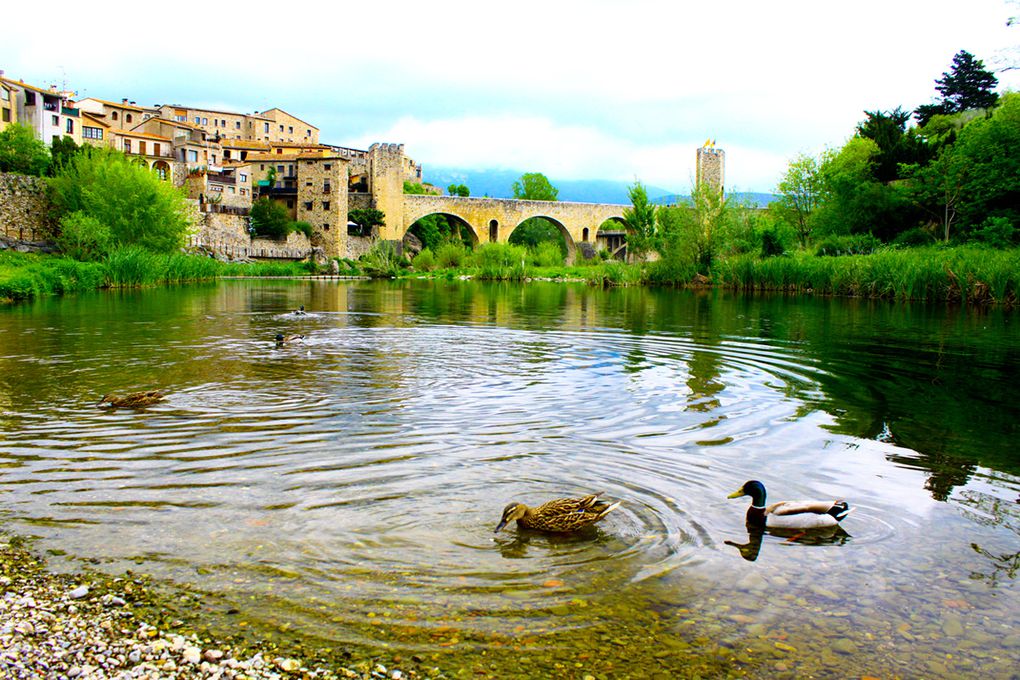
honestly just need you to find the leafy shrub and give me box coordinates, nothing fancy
[815,233,882,256]
[349,208,385,236]
[529,241,564,267]
[56,211,112,261]
[290,221,313,239]
[891,227,936,248]
[435,242,469,268]
[360,241,404,278]
[0,123,50,176]
[49,147,191,253]
[473,243,529,280]
[760,227,786,258]
[250,198,290,240]
[412,248,436,271]
[970,217,1016,248]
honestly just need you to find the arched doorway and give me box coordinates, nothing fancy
[152,160,172,182]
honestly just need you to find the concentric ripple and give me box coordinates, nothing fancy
[2,280,1018,662]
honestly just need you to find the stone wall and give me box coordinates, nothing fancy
[188,210,313,261]
[344,235,375,260]
[0,173,56,242]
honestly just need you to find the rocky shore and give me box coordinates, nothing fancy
[0,535,424,680]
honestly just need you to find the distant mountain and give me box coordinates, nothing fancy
[422,167,673,205]
[650,192,779,208]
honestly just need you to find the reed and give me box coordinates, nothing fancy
[472,243,530,281]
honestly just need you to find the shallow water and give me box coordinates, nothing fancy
[1,280,1018,678]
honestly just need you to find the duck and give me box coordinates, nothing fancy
[294,305,307,316]
[275,333,305,346]
[727,480,851,530]
[495,493,621,533]
[97,390,165,409]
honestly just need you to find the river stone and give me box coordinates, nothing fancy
[831,638,857,655]
[182,646,201,664]
[68,586,89,600]
[942,616,964,637]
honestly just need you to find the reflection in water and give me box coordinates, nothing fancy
[1,280,1019,678]
[724,525,851,562]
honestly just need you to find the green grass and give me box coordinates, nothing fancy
[0,249,317,303]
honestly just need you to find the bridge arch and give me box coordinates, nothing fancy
[596,217,629,260]
[509,214,577,264]
[403,211,480,251]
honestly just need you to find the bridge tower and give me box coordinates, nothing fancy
[696,142,725,194]
[369,143,408,241]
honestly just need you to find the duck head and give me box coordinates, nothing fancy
[275,333,285,343]
[727,480,767,507]
[495,502,528,533]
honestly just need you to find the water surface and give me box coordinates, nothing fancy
[1,280,1018,678]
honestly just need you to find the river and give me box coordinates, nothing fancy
[1,279,1018,678]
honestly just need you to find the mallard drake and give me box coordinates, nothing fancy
[495,493,621,533]
[728,480,851,529]
[294,305,307,316]
[275,333,305,346]
[97,390,165,409]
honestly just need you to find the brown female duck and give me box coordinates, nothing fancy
[495,493,621,533]
[97,390,166,409]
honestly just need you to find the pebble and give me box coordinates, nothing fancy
[68,586,89,600]
[831,638,857,655]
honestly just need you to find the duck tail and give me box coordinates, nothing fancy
[828,501,852,522]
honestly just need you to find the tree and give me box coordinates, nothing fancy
[349,208,385,236]
[249,197,291,239]
[855,108,928,182]
[915,50,998,126]
[512,172,558,201]
[775,152,826,247]
[49,136,81,175]
[622,181,657,259]
[0,123,50,176]
[902,144,969,242]
[49,147,191,253]
[447,183,470,197]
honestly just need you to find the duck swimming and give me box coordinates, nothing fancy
[727,480,851,530]
[495,493,621,533]
[275,333,305,346]
[97,390,165,409]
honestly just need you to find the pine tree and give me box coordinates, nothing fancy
[915,50,999,126]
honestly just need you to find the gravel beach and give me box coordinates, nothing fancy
[0,535,424,680]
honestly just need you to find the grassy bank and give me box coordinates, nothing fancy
[711,246,1020,304]
[0,249,315,302]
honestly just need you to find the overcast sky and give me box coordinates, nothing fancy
[3,0,1018,192]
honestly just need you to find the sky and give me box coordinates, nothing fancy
[3,0,1018,193]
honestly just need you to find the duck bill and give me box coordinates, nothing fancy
[494,519,508,533]
[726,490,746,499]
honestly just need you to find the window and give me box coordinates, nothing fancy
[112,111,118,120]
[306,129,311,136]
[202,117,208,125]
[25,92,35,105]
[221,119,226,127]
[235,121,240,129]
[174,114,186,122]
[83,126,102,139]
[288,126,293,133]
[154,143,160,156]
[263,123,269,133]
[187,149,198,162]
[126,114,132,123]
[240,188,247,196]
[213,119,218,127]
[66,118,74,133]
[324,164,331,170]
[2,108,9,123]
[305,181,312,186]
[224,149,231,159]
[139,141,147,155]
[323,181,331,193]
[124,139,132,153]
[277,165,284,173]
[239,173,247,182]
[260,164,265,170]
[52,115,59,126]
[276,148,283,154]
[194,116,200,124]
[210,184,222,192]
[288,165,293,175]
[323,223,330,231]
[322,201,330,210]
[0,88,8,101]
[228,186,235,194]
[279,125,284,132]
[303,202,313,210]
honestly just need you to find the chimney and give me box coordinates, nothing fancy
[122,98,129,104]
[130,101,136,105]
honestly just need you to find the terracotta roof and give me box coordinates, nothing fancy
[79,97,145,112]
[162,104,272,121]
[81,112,111,128]
[221,139,270,149]
[248,152,341,162]
[115,129,171,142]
[0,76,67,97]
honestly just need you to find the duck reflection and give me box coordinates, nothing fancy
[495,526,611,559]
[724,525,851,562]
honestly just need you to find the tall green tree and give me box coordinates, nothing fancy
[49,147,191,253]
[855,108,928,182]
[915,50,999,125]
[0,123,50,176]
[250,197,291,239]
[622,181,658,259]
[775,152,826,247]
[512,172,559,201]
[49,136,81,175]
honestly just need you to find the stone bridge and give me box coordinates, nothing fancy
[396,194,629,258]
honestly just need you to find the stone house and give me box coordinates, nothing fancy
[259,108,319,145]
[0,79,16,132]
[0,76,81,145]
[75,98,147,131]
